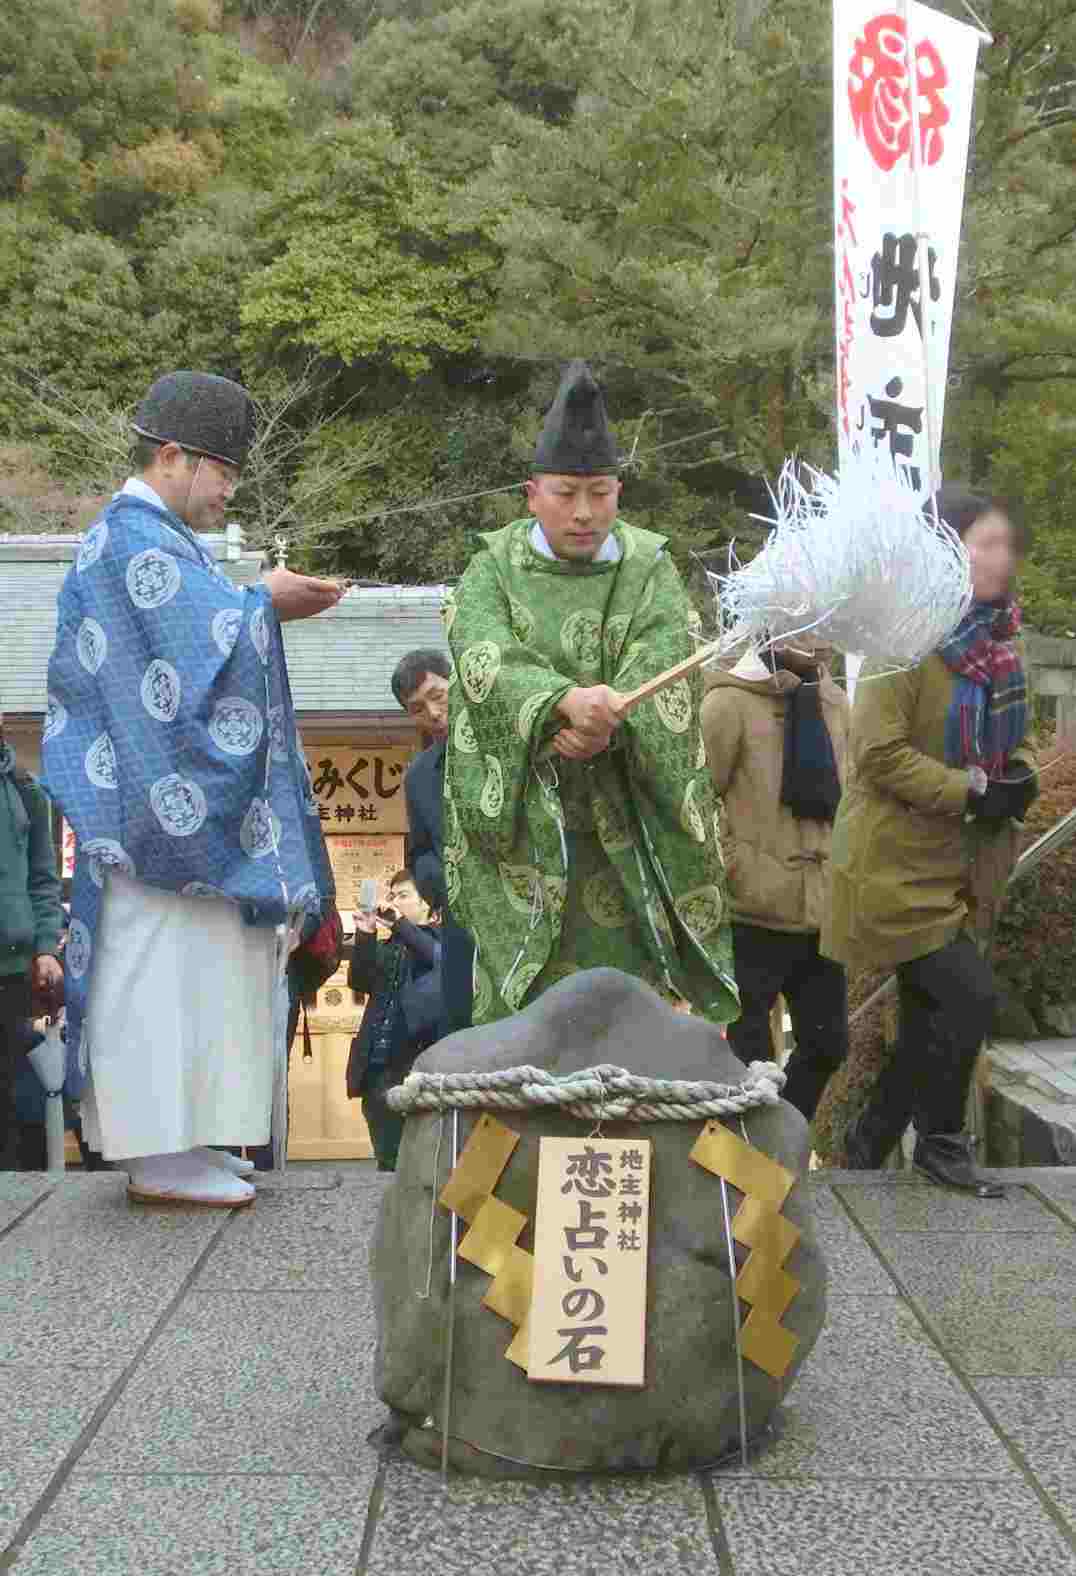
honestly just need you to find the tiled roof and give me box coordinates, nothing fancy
[282,585,449,714]
[0,534,448,717]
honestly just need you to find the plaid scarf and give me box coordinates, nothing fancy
[937,599,1026,775]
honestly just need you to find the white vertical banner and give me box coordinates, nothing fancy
[833,0,982,497]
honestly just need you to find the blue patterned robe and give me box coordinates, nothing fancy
[42,486,333,1093]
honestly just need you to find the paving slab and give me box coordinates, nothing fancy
[76,1292,380,1476]
[974,1378,1076,1534]
[4,1164,1076,1575]
[804,1183,897,1294]
[871,1230,1076,1378]
[1033,1171,1076,1228]
[0,1179,223,1365]
[724,1296,1016,1482]
[9,1470,377,1576]
[836,1178,1059,1234]
[0,1365,120,1543]
[366,1459,716,1575]
[194,1182,383,1290]
[712,1478,1076,1576]
[246,1166,347,1191]
[0,1174,54,1235]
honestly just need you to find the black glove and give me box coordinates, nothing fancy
[967,775,1033,824]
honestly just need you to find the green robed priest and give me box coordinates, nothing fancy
[444,361,739,1028]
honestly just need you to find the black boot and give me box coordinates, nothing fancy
[844,1102,910,1169]
[913,1132,1004,1198]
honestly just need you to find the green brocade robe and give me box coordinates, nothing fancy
[444,518,738,1027]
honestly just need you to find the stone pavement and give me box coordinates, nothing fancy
[2,1162,1075,1576]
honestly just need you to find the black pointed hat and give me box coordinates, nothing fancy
[133,371,255,469]
[532,360,621,475]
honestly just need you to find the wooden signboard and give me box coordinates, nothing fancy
[527,1137,651,1388]
[325,832,405,932]
[303,743,414,836]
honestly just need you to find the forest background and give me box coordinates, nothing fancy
[1,0,1075,630]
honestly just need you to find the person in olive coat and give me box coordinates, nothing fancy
[822,490,1037,1196]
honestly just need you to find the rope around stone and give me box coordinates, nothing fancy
[386,1061,786,1123]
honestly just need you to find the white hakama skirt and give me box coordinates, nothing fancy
[80,871,278,1161]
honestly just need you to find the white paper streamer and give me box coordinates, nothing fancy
[711,458,972,669]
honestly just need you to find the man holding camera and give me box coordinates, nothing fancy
[346,870,441,1171]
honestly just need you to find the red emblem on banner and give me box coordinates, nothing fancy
[848,12,950,173]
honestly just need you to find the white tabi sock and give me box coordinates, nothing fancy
[127,1150,255,1204]
[194,1147,257,1178]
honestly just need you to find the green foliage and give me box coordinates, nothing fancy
[140,213,256,377]
[0,232,147,440]
[198,34,322,184]
[239,122,500,375]
[350,0,602,178]
[0,0,197,158]
[286,376,528,580]
[89,130,224,233]
[0,0,1072,620]
[0,104,45,198]
[994,758,1076,1021]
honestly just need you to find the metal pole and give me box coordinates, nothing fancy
[440,1108,460,1485]
[718,1176,749,1468]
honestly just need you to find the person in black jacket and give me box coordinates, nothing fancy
[346,869,441,1171]
[392,650,475,1036]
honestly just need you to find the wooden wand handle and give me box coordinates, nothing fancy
[537,638,724,760]
[611,638,724,717]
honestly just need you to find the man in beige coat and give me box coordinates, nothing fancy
[701,645,851,1120]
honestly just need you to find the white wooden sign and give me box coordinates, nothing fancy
[527,1137,651,1389]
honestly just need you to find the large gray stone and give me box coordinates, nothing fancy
[372,968,826,1477]
[1042,1002,1076,1037]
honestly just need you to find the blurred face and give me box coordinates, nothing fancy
[964,509,1017,603]
[404,671,450,740]
[525,473,622,561]
[772,640,831,675]
[388,880,428,925]
[147,443,240,532]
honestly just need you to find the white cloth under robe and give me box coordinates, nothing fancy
[80,871,276,1161]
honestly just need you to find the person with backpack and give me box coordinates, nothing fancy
[346,869,441,1171]
[0,716,64,1169]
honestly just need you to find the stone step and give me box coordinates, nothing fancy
[984,1039,1076,1166]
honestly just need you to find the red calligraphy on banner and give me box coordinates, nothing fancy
[848,13,950,173]
[836,180,858,443]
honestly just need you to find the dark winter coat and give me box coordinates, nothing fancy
[0,755,63,979]
[345,919,441,1098]
[404,740,475,1034]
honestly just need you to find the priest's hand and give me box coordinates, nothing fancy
[263,568,344,622]
[556,685,624,739]
[551,726,611,761]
